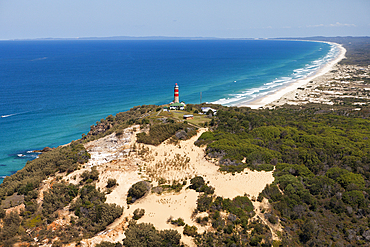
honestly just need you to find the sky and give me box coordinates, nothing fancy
[0,0,369,40]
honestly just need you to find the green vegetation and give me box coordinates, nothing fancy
[107,178,118,188]
[42,183,79,222]
[154,180,186,194]
[195,103,370,245]
[127,181,150,204]
[84,105,160,142]
[189,176,215,194]
[123,220,184,247]
[193,193,269,246]
[0,139,124,245]
[183,224,198,237]
[1,56,370,246]
[0,141,89,200]
[133,208,145,220]
[170,217,185,226]
[71,184,123,236]
[96,241,122,247]
[80,166,99,183]
[137,122,196,145]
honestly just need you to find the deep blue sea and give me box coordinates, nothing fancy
[0,39,338,182]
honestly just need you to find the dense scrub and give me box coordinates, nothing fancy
[123,220,184,247]
[137,122,197,145]
[9,182,122,245]
[197,104,370,245]
[193,193,268,246]
[0,139,124,245]
[84,105,159,142]
[71,184,123,236]
[187,175,269,246]
[0,141,89,200]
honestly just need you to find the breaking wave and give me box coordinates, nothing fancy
[213,42,340,106]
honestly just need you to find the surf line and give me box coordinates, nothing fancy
[1,109,37,118]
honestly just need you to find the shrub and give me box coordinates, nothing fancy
[96,241,122,247]
[133,208,145,220]
[189,176,214,194]
[197,194,213,212]
[123,221,182,247]
[81,167,99,182]
[137,123,195,145]
[171,217,185,226]
[127,181,150,204]
[183,224,198,237]
[268,215,277,224]
[107,178,118,188]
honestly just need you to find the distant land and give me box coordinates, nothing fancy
[0,36,370,246]
[4,35,368,42]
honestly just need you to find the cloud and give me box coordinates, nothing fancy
[307,22,356,28]
[306,24,325,28]
[329,22,356,27]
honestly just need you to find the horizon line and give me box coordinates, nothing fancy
[1,35,369,42]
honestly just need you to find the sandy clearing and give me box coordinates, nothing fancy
[60,126,275,246]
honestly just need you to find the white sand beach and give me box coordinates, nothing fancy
[239,42,347,109]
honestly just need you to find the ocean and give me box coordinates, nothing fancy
[0,39,337,182]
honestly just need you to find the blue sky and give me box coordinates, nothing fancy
[0,0,369,40]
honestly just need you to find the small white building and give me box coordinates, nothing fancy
[183,114,194,120]
[201,107,217,115]
[169,102,186,110]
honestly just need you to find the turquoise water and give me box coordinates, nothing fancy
[0,40,336,182]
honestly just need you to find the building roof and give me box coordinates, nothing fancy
[201,107,216,112]
[170,102,185,107]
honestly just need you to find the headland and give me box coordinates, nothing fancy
[0,37,369,247]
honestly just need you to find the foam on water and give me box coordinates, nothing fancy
[213,42,339,106]
[0,40,334,183]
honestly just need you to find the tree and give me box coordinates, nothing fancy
[123,221,182,247]
[127,181,150,204]
[107,178,118,188]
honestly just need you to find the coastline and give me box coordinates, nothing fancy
[239,42,347,109]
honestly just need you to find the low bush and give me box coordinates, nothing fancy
[107,178,118,188]
[123,221,183,246]
[171,217,185,226]
[133,208,145,220]
[127,181,150,204]
[183,224,198,237]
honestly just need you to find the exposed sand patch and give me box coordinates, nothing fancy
[60,127,275,246]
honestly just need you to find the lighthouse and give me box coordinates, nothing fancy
[174,83,179,103]
[169,83,186,110]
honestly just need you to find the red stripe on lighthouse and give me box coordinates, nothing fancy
[174,83,179,103]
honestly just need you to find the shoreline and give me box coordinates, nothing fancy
[239,42,347,109]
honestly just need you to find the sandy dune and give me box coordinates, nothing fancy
[64,127,275,246]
